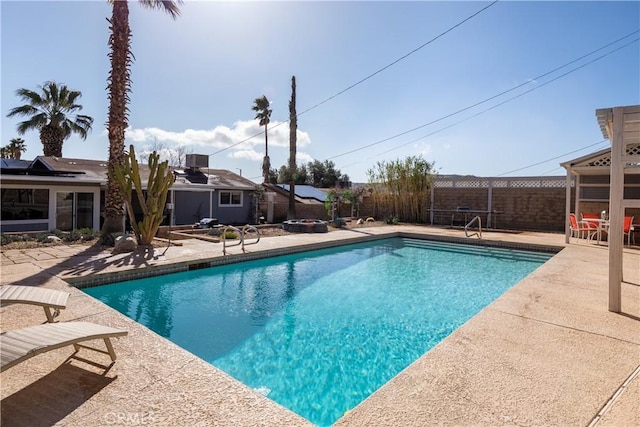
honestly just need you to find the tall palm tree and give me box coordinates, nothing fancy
[252,95,272,183]
[101,0,182,237]
[7,138,27,160]
[287,76,297,219]
[6,81,93,157]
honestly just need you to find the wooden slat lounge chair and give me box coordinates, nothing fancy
[1,322,128,372]
[0,285,70,323]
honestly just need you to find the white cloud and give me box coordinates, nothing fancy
[118,121,314,171]
[125,120,311,153]
[229,149,264,161]
[414,142,432,158]
[296,151,315,164]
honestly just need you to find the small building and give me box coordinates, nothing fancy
[0,155,259,234]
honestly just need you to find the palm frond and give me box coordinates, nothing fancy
[16,114,49,134]
[139,0,182,18]
[7,104,40,118]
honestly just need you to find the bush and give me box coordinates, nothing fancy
[222,230,238,240]
[385,216,399,225]
[1,229,101,247]
[208,227,222,237]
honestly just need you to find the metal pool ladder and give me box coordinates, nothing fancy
[464,215,482,239]
[222,225,261,255]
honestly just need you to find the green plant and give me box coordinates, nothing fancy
[111,145,173,246]
[222,230,238,240]
[208,228,222,237]
[385,216,399,225]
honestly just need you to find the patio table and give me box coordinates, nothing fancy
[587,218,609,245]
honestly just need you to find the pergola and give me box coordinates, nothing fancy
[563,105,640,313]
[598,105,640,313]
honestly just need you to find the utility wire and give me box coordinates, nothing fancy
[494,139,608,176]
[329,31,639,161]
[208,0,499,157]
[295,0,500,118]
[371,37,638,162]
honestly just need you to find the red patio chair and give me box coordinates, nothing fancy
[623,216,634,246]
[569,213,597,242]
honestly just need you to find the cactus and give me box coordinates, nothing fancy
[111,145,173,245]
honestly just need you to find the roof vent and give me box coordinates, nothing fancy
[185,154,208,169]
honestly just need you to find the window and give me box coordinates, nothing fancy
[219,191,242,207]
[1,189,49,221]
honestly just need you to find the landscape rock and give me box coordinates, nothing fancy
[113,235,138,254]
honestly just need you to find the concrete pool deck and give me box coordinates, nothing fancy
[1,225,638,426]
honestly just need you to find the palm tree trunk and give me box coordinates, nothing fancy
[288,76,297,219]
[262,122,270,183]
[102,0,132,236]
[40,125,63,157]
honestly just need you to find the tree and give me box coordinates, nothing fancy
[267,167,278,184]
[1,138,27,160]
[277,165,308,185]
[140,139,192,167]
[252,95,272,183]
[287,76,297,219]
[307,160,344,188]
[101,0,181,239]
[6,81,93,157]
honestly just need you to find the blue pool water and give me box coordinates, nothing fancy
[85,238,553,425]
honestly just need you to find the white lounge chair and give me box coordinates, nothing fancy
[1,321,128,372]
[0,285,70,323]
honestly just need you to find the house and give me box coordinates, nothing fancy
[0,155,259,234]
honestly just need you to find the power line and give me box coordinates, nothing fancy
[208,0,499,157]
[329,30,639,162]
[495,139,608,176]
[296,0,500,118]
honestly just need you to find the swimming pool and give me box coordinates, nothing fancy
[84,238,553,425]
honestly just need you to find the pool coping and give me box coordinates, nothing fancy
[66,231,564,289]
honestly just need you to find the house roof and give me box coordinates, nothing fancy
[0,156,257,190]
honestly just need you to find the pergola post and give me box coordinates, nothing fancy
[564,171,572,243]
[487,179,493,228]
[608,107,625,312]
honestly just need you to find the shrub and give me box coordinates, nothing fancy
[208,227,222,237]
[222,230,238,240]
[385,216,399,225]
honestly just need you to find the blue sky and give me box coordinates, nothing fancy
[1,1,639,183]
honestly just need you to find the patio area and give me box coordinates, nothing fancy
[1,225,639,426]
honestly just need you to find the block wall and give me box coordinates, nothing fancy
[432,186,576,232]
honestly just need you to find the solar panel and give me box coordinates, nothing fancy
[278,184,327,201]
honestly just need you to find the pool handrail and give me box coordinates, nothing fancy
[241,225,261,252]
[464,215,482,239]
[222,225,243,255]
[222,225,262,255]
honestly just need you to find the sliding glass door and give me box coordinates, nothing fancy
[55,192,94,231]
